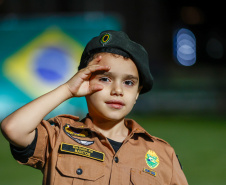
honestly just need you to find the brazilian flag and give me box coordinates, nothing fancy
[0,14,121,120]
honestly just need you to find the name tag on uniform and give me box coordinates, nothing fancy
[60,142,105,162]
[143,168,157,177]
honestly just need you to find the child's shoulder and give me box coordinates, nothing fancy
[55,114,80,121]
[150,135,170,145]
[144,130,172,149]
[145,133,177,156]
[46,114,80,126]
[126,118,172,147]
[50,114,79,121]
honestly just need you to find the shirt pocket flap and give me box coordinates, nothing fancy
[56,155,105,181]
[130,168,161,185]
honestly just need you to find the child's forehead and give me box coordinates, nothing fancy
[91,53,139,76]
[94,53,135,66]
[94,52,129,59]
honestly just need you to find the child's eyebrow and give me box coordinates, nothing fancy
[101,72,139,80]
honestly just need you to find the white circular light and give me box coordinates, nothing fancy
[174,28,196,66]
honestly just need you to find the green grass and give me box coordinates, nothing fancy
[0,132,42,185]
[0,113,225,185]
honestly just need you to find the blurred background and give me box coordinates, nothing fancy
[0,0,225,185]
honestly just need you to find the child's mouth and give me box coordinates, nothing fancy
[105,100,125,109]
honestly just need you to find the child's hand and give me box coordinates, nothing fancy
[65,56,110,97]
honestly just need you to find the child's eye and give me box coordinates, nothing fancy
[99,77,110,82]
[124,80,134,86]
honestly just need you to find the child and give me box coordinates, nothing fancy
[1,30,188,185]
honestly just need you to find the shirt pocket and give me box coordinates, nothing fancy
[54,154,105,185]
[130,168,161,185]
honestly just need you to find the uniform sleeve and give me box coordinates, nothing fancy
[170,150,188,185]
[10,128,37,163]
[16,118,60,171]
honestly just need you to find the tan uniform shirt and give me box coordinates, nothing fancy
[20,114,188,185]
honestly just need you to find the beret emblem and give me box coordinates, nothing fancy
[100,33,111,45]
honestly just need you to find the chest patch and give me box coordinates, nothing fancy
[63,124,94,146]
[145,150,159,169]
[60,143,105,162]
[64,124,90,137]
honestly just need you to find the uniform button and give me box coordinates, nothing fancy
[76,168,83,175]
[114,157,119,163]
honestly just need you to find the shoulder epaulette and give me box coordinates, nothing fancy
[152,135,170,145]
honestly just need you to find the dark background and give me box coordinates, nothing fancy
[2,0,225,115]
[0,0,225,121]
[1,0,226,67]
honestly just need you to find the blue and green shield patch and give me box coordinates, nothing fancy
[145,150,159,169]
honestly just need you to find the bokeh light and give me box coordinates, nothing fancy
[173,28,196,66]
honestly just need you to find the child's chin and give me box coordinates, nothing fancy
[103,113,126,122]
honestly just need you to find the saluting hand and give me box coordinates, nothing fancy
[65,56,110,97]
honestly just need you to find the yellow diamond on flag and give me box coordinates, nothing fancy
[3,27,84,98]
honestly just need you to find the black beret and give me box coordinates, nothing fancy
[78,30,153,94]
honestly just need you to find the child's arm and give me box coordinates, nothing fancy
[1,56,109,148]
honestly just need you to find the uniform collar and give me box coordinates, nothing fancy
[80,114,147,133]
[124,118,154,140]
[85,115,153,140]
[59,114,154,141]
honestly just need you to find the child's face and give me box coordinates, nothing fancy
[85,53,141,122]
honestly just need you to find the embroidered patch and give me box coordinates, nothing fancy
[145,150,159,169]
[63,124,94,146]
[70,137,94,146]
[100,33,111,45]
[63,124,90,137]
[60,143,105,162]
[143,168,157,177]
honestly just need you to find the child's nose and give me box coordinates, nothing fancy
[110,82,123,96]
